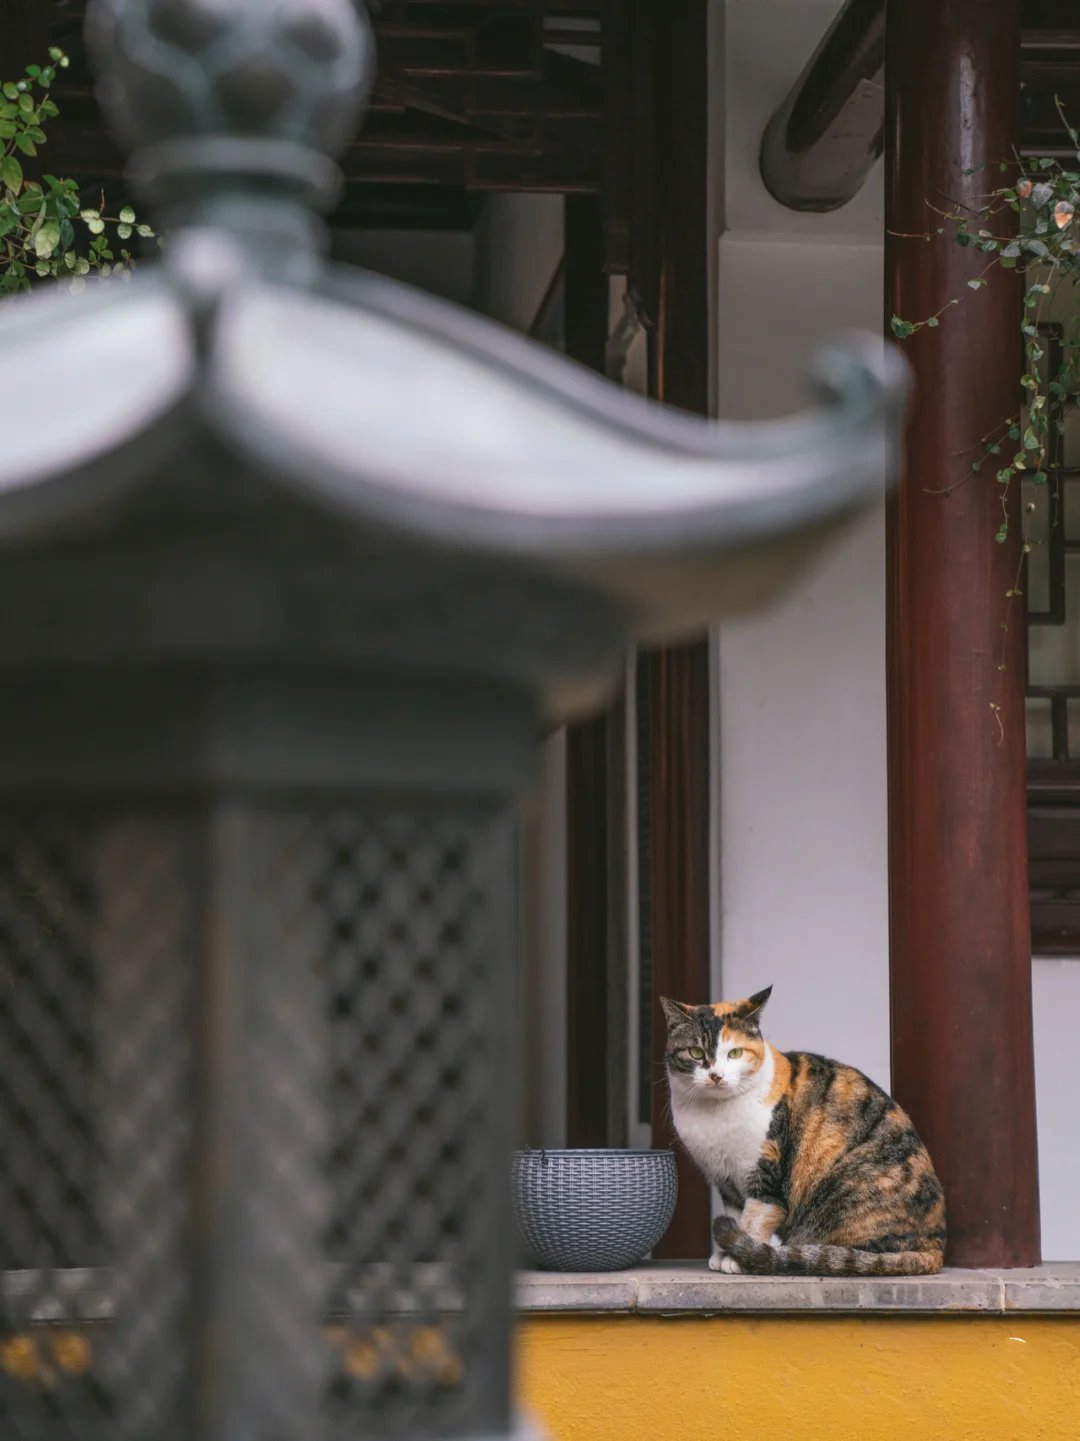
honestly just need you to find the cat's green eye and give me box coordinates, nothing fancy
[688,1047,705,1061]
[728,1047,744,1060]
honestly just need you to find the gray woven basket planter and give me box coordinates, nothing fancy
[511,1149,678,1272]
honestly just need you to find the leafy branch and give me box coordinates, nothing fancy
[0,47,154,298]
[890,103,1080,549]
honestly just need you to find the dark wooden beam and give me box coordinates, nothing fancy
[645,643,711,1260]
[563,194,622,1149]
[3,2,53,77]
[563,194,608,370]
[642,0,713,1263]
[885,0,1041,1267]
[565,713,613,1148]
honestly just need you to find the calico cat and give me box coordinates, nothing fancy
[661,987,945,1276]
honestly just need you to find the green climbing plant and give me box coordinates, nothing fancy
[0,47,153,297]
[890,101,1080,549]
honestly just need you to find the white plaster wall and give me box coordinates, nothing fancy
[472,193,564,330]
[331,228,476,305]
[715,0,889,1090]
[470,194,568,1145]
[1033,961,1080,1259]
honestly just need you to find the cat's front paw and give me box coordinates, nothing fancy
[709,1252,743,1274]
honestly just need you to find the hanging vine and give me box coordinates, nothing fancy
[0,48,154,296]
[891,102,1080,548]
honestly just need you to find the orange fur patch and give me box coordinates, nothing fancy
[765,1045,791,1105]
[741,1198,786,1243]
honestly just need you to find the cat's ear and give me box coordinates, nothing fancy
[659,996,695,1029]
[739,985,773,1022]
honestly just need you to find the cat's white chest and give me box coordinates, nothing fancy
[671,1086,774,1200]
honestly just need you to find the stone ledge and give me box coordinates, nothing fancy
[515,1261,1080,1314]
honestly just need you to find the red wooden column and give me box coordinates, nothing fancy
[641,0,714,1261]
[885,0,1040,1267]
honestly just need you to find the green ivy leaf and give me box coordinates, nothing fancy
[119,205,135,224]
[33,220,60,258]
[926,316,940,327]
[890,316,916,339]
[0,154,22,194]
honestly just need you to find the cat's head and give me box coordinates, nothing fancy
[660,987,772,1098]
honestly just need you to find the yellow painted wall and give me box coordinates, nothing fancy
[518,1315,1080,1441]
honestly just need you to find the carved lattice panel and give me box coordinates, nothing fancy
[0,803,514,1440]
[321,808,512,1439]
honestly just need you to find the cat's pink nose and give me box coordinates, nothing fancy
[707,1071,724,1086]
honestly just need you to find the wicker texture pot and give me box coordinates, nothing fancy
[512,1149,678,1272]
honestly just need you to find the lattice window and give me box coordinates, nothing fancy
[1025,325,1080,954]
[52,1,606,204]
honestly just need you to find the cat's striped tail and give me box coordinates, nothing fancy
[712,1217,943,1277]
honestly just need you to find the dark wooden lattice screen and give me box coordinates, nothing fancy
[1026,326,1080,954]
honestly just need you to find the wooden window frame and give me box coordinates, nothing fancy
[1026,326,1080,954]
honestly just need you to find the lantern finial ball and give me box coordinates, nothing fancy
[86,0,375,208]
